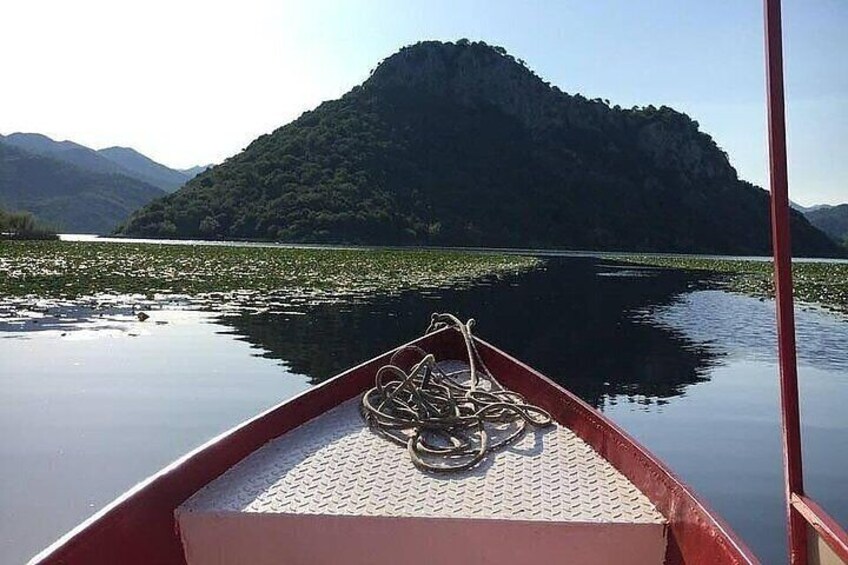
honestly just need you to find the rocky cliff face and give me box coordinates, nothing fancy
[367,41,555,128]
[368,41,734,182]
[635,115,731,180]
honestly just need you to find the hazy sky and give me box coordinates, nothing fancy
[1,0,845,204]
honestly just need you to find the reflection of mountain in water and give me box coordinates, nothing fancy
[220,258,721,408]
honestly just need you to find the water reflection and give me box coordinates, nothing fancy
[221,258,720,406]
[639,290,848,373]
[4,254,846,564]
[0,310,311,564]
[610,288,848,564]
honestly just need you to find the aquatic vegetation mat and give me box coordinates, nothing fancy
[614,255,848,315]
[0,240,542,316]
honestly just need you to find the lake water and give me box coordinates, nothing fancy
[1,254,846,564]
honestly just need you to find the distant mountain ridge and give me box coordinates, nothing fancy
[119,40,840,256]
[0,132,209,193]
[804,204,848,246]
[178,164,214,178]
[791,201,833,214]
[0,132,215,233]
[97,146,194,192]
[2,132,129,179]
[0,141,166,233]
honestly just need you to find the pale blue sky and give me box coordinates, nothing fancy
[1,0,845,204]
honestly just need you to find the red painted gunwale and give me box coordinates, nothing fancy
[29,327,760,565]
[792,495,848,563]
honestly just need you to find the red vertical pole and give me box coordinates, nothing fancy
[763,1,807,564]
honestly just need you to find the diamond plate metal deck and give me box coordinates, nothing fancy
[180,361,663,525]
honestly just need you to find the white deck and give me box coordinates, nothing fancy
[177,361,667,564]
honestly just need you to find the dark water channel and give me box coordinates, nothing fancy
[2,257,846,564]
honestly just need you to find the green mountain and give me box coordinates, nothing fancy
[97,146,194,192]
[0,141,165,233]
[1,132,133,177]
[805,204,848,246]
[178,164,214,178]
[791,201,832,214]
[0,133,206,193]
[118,40,841,256]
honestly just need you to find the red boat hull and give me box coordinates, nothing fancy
[29,327,759,564]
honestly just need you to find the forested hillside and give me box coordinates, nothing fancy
[119,40,840,256]
[0,142,165,233]
[806,204,848,247]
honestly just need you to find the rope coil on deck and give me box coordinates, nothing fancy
[361,313,553,473]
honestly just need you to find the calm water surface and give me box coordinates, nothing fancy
[1,256,846,564]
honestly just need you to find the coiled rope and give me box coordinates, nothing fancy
[361,313,553,473]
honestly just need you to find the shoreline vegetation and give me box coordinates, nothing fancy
[0,210,58,240]
[616,255,848,315]
[0,240,541,310]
